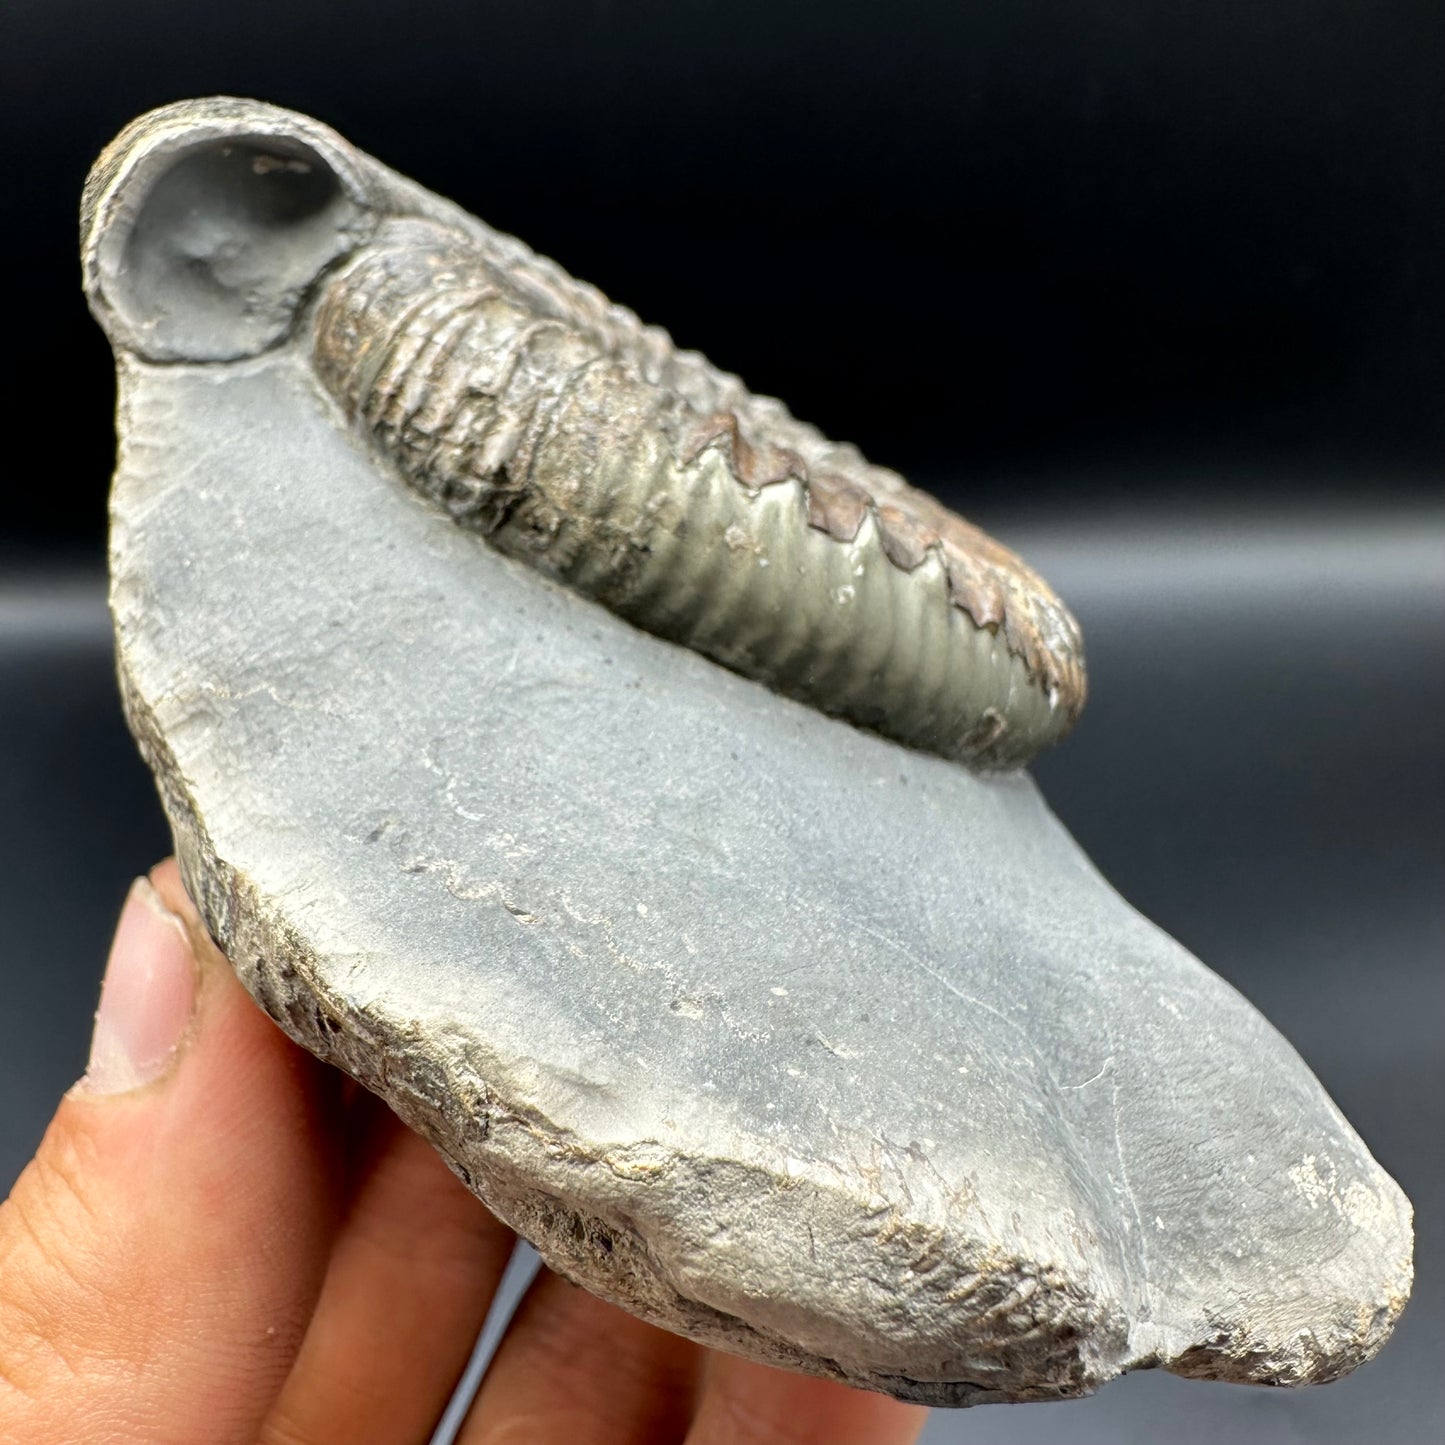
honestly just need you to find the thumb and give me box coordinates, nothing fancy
[0,862,341,1445]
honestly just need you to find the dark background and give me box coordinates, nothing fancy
[2,0,1442,548]
[2,3,1441,1442]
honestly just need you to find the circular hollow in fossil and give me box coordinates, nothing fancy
[81,104,367,362]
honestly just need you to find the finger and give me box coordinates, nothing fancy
[258,1091,516,1445]
[0,861,344,1445]
[460,1268,701,1444]
[685,1354,929,1445]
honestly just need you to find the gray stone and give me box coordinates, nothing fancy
[85,99,1412,1408]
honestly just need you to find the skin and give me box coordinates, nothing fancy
[0,860,928,1445]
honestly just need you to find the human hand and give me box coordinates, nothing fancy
[0,860,929,1444]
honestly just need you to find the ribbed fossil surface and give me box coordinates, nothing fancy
[86,95,1083,770]
[308,218,1085,769]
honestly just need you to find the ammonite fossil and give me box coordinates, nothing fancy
[82,99,1413,1408]
[85,97,1083,770]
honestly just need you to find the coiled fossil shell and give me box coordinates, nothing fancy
[82,100,1414,1408]
[85,97,1084,769]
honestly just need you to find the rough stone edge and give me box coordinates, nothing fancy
[110,574,1412,1404]
[113,636,1146,1408]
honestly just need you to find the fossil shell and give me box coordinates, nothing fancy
[310,222,1086,769]
[83,99,1414,1409]
[84,97,1084,771]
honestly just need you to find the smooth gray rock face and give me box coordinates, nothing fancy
[85,99,1412,1408]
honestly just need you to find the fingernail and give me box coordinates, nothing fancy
[80,877,199,1096]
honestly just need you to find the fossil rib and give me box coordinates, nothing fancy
[85,97,1083,770]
